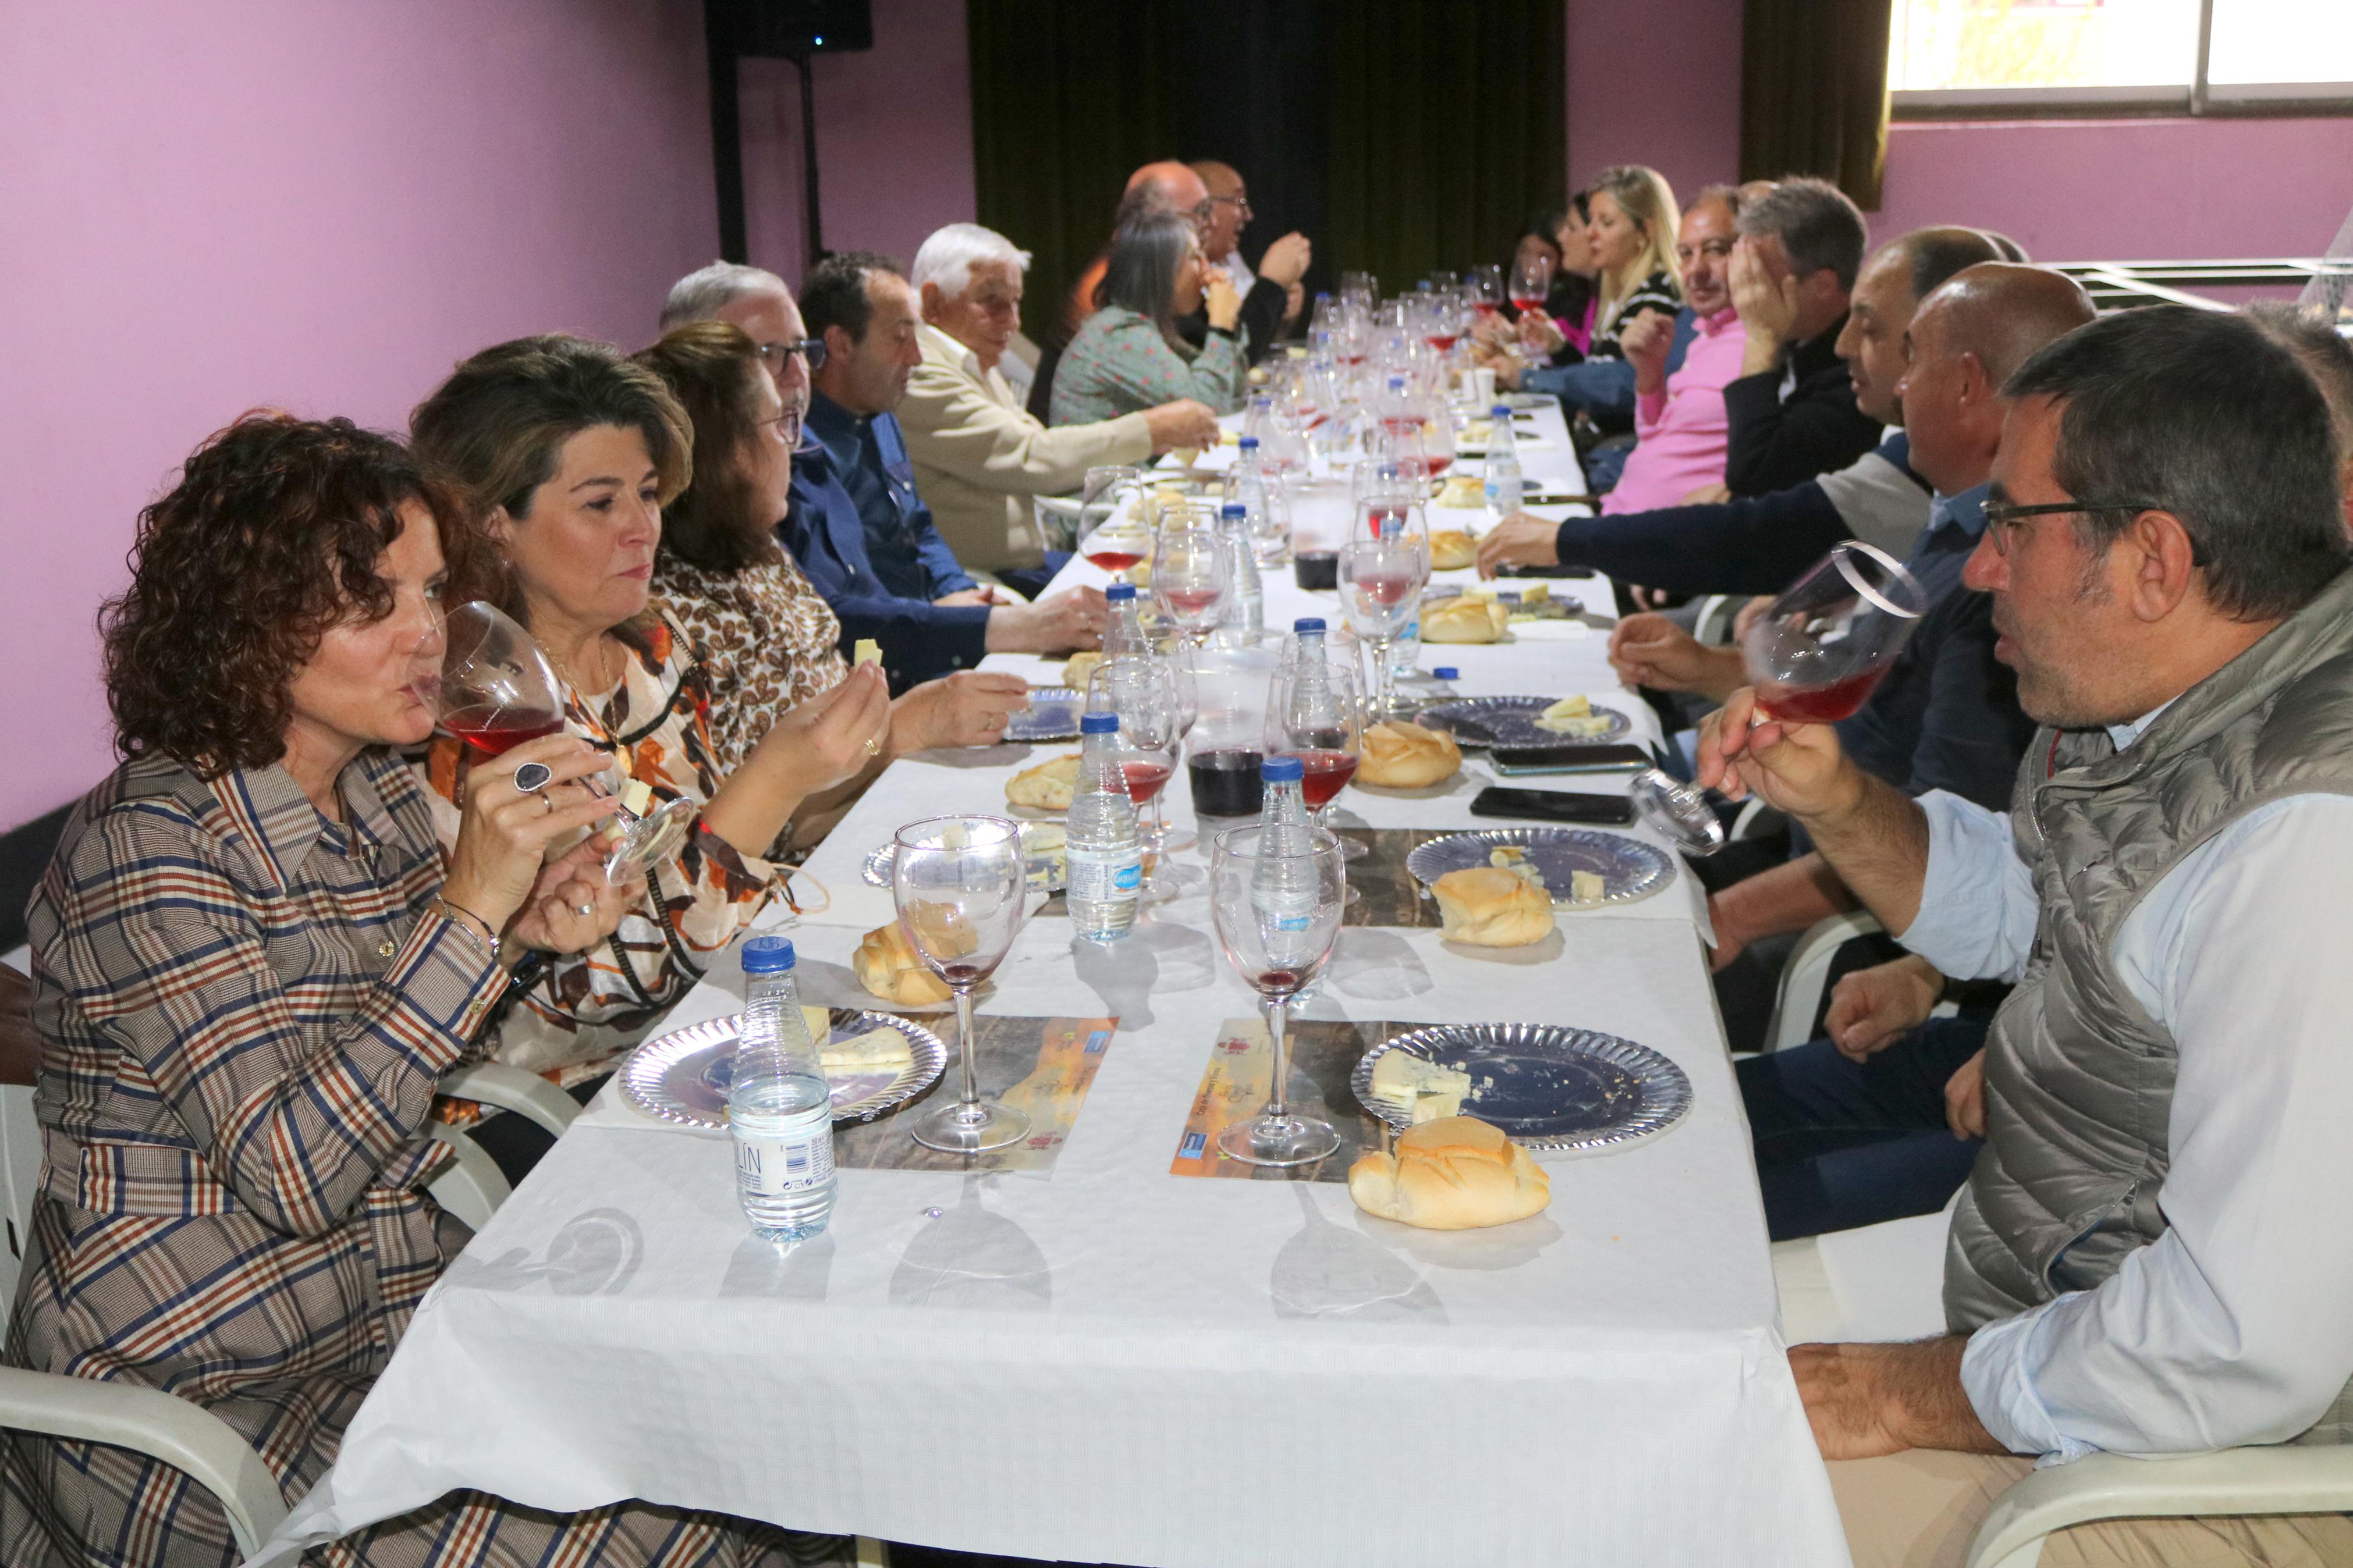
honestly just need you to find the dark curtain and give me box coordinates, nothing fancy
[1325,0,1564,297]
[1740,0,1894,209]
[969,0,1566,335]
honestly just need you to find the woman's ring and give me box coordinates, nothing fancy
[513,761,554,793]
[541,793,555,815]
[575,900,594,917]
[863,736,882,758]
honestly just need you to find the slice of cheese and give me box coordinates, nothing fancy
[821,1025,916,1078]
[1570,869,1608,905]
[620,779,655,816]
[853,638,883,668]
[1370,1053,1472,1121]
[1535,695,1613,737]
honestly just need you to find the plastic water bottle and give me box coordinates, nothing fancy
[1217,503,1264,634]
[1066,711,1142,943]
[1102,582,1150,660]
[729,936,835,1243]
[1251,755,1322,970]
[1427,665,1460,699]
[1482,403,1523,518]
[1287,616,1328,675]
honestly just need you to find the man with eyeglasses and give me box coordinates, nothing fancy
[1188,159,1311,349]
[1700,305,2353,1562]
[659,260,824,414]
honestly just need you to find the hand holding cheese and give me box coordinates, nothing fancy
[1357,720,1462,788]
[1348,1115,1552,1230]
[1432,865,1556,947]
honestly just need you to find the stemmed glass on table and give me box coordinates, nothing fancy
[1630,542,1929,855]
[892,815,1031,1153]
[1265,657,1364,891]
[1084,657,1183,894]
[1078,466,1151,583]
[1209,825,1348,1167]
[1338,521,1428,726]
[437,599,695,880]
[1150,519,1230,648]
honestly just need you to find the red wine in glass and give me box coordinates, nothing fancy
[1188,748,1263,817]
[1164,586,1222,618]
[443,704,565,756]
[1294,748,1359,808]
[1292,552,1339,592]
[1756,667,1889,724]
[1510,294,1545,314]
[1425,333,1460,353]
[1120,759,1173,804]
[1363,502,1411,538]
[1422,454,1453,476]
[1360,570,1417,607]
[1087,548,1145,573]
[1471,300,1503,320]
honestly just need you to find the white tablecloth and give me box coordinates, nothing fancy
[260,401,1851,1567]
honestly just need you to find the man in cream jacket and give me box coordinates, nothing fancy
[899,222,1219,597]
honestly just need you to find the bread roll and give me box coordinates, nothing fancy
[1420,595,1510,644]
[1348,1115,1550,1230]
[852,922,953,1007]
[1006,752,1081,810]
[1062,652,1103,694]
[1428,530,1478,571]
[1431,866,1556,947]
[1434,474,1486,509]
[1357,720,1462,788]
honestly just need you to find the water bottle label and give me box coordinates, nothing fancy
[1067,846,1142,904]
[736,1130,834,1196]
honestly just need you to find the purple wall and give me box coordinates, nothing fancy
[739,0,978,283]
[1,1,719,831]
[1565,0,1745,207]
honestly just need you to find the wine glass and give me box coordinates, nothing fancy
[1149,522,1230,646]
[1208,824,1347,1167]
[1078,467,1152,584]
[1084,658,1181,890]
[1467,264,1505,328]
[1337,534,1426,724]
[438,600,695,880]
[1509,250,1555,323]
[1741,542,1928,721]
[1264,660,1364,886]
[893,815,1031,1153]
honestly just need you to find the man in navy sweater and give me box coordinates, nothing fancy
[788,252,1106,690]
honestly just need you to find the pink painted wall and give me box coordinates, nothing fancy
[0,1,719,831]
[1565,0,1745,205]
[1879,117,2353,264]
[738,0,978,283]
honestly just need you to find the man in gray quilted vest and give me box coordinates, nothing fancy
[1699,304,2353,1564]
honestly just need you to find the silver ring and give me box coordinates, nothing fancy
[575,901,594,917]
[512,761,553,792]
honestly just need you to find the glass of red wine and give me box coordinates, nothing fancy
[1509,250,1555,322]
[893,814,1031,1154]
[1077,466,1151,582]
[1741,542,1928,723]
[1208,824,1347,1167]
[1149,521,1229,646]
[1337,525,1427,723]
[1265,659,1364,895]
[1084,657,1182,893]
[438,600,694,880]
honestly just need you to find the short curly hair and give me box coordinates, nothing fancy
[632,322,779,574]
[102,412,498,777]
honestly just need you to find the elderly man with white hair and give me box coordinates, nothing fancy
[897,222,1219,593]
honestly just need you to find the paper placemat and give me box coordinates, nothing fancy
[1170,1015,1419,1182]
[836,1014,1116,1176]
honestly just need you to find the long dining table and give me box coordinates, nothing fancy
[258,397,1853,1566]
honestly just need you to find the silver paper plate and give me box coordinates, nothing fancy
[1353,1023,1692,1153]
[621,1010,947,1129]
[1005,686,1085,743]
[1418,695,1631,748]
[1404,827,1676,908]
[862,824,1068,893]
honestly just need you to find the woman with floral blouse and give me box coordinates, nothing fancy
[3,413,786,1565]
[634,320,1028,849]
[409,335,889,1089]
[1049,209,1250,427]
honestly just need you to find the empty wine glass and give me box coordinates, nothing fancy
[1742,542,1928,722]
[1338,532,1426,724]
[1150,522,1230,646]
[1264,659,1365,886]
[439,600,694,880]
[1208,824,1347,1167]
[893,815,1031,1153]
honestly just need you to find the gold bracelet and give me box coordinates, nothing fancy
[431,895,501,961]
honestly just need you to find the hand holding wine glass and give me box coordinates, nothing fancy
[893,815,1031,1153]
[1739,542,1927,724]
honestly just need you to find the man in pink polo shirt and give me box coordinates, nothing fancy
[1600,186,1747,516]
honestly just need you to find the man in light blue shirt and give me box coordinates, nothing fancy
[1697,305,2353,1561]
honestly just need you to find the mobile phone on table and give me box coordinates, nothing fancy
[1490,742,1653,776]
[1468,786,1637,826]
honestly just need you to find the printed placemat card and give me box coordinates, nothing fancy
[1170,1016,1415,1183]
[837,1015,1114,1176]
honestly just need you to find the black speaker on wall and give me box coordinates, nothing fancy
[704,0,872,269]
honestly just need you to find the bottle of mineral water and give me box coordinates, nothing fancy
[1216,502,1264,634]
[1251,754,1322,970]
[729,936,835,1243]
[1102,581,1151,660]
[1482,402,1523,518]
[1066,711,1142,943]
[1287,616,1328,677]
[1427,664,1460,699]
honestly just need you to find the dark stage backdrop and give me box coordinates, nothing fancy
[968,0,1564,347]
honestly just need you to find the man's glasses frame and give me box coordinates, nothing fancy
[757,337,828,376]
[1982,496,2205,566]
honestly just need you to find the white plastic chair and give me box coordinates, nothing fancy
[1762,909,1888,1052]
[1770,1195,2353,1567]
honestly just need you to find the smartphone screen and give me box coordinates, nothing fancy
[1468,786,1638,826]
[1490,742,1653,776]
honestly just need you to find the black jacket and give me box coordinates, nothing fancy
[1718,313,1884,498]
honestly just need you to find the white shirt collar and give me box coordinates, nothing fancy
[2107,699,2178,752]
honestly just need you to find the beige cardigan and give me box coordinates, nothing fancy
[897,321,1153,573]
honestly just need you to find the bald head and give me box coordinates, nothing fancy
[1126,160,1209,215]
[1898,263,2095,494]
[1188,159,1249,258]
[1838,228,2000,425]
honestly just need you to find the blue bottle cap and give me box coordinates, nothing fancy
[1293,617,1326,634]
[1388,376,1407,389]
[1433,666,1460,680]
[1491,404,1513,417]
[742,935,796,974]
[1106,582,1136,601]
[1238,436,1259,448]
[1314,290,1331,300]
[1081,711,1120,734]
[1261,755,1304,783]
[1221,503,1247,519]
